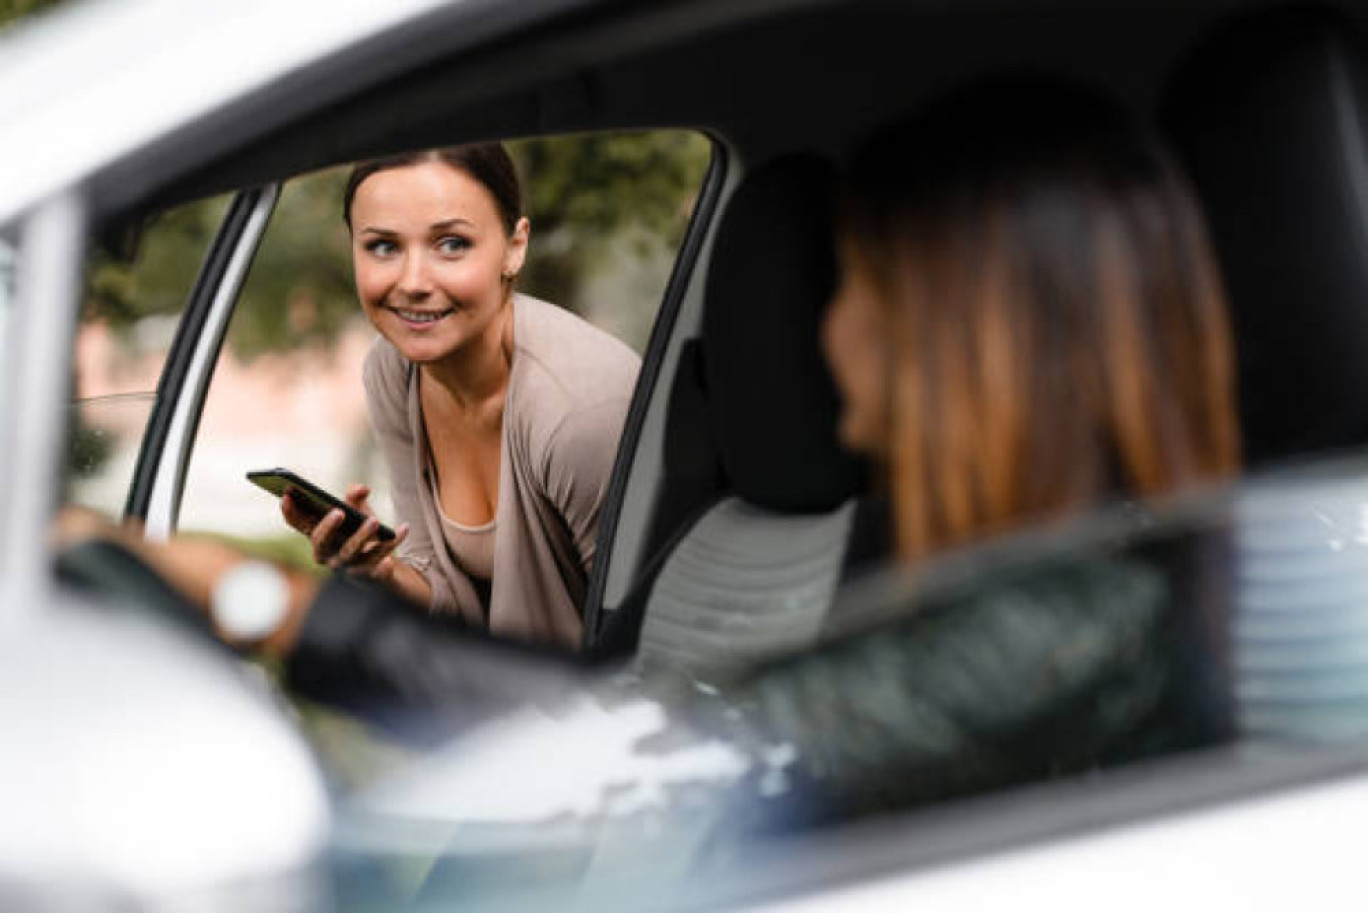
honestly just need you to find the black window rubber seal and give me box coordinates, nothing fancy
[123,187,271,521]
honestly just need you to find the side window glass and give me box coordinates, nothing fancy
[177,131,711,565]
[65,195,233,519]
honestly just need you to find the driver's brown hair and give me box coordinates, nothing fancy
[844,79,1239,560]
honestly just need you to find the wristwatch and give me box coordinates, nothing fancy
[211,560,289,642]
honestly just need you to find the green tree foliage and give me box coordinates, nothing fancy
[229,169,355,359]
[85,196,231,331]
[513,131,712,313]
[0,0,63,29]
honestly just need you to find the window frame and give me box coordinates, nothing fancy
[123,184,280,540]
[579,136,728,645]
[1,193,87,621]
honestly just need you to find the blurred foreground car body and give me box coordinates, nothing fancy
[7,0,1368,910]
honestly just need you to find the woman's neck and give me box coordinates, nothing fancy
[420,296,514,417]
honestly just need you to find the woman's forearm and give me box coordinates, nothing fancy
[380,558,433,607]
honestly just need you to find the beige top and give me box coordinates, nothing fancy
[426,444,497,582]
[437,500,497,577]
[431,473,497,581]
[363,293,641,649]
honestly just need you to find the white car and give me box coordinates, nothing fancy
[4,0,1368,910]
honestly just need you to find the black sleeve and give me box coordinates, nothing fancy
[704,556,1229,830]
[285,575,588,735]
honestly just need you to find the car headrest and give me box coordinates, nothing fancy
[702,153,865,512]
[1162,6,1368,466]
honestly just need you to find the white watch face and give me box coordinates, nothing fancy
[212,561,289,642]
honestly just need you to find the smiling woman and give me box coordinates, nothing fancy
[279,144,641,648]
[347,148,526,371]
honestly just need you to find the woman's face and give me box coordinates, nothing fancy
[822,234,892,456]
[350,160,528,365]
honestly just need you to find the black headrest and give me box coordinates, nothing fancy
[1162,7,1368,466]
[702,154,864,512]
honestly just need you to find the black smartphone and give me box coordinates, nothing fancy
[247,468,396,541]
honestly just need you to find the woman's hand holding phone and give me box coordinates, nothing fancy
[281,483,410,584]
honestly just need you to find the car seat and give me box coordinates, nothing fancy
[591,154,885,676]
[1161,6,1368,467]
[1162,6,1368,744]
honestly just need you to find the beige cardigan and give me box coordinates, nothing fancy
[363,294,641,649]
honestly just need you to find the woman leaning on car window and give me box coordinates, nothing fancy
[278,144,639,650]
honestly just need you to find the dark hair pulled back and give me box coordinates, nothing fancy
[343,142,523,235]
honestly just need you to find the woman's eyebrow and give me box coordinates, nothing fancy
[355,219,474,236]
[431,218,475,232]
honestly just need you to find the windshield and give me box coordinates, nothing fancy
[311,454,1368,911]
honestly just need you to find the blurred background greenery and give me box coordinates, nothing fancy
[0,0,60,23]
